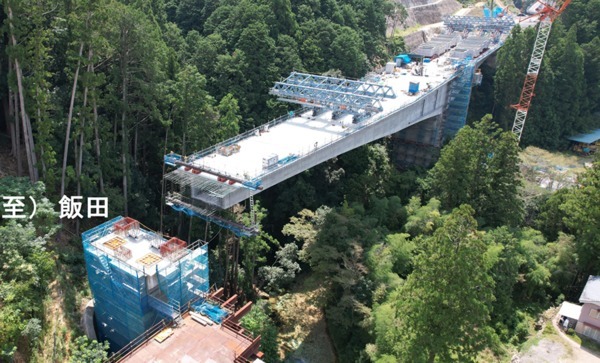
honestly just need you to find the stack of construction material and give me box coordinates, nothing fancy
[218,144,241,156]
[412,33,461,58]
[450,36,492,59]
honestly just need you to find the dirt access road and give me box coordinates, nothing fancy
[519,314,600,363]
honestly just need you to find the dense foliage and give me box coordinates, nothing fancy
[423,117,523,227]
[240,301,280,361]
[0,178,57,360]
[69,337,110,363]
[282,116,599,361]
[373,205,495,363]
[0,0,400,359]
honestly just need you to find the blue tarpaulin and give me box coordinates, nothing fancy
[567,128,600,144]
[193,301,229,323]
[493,6,503,17]
[394,54,411,64]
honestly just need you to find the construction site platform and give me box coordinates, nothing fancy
[164,29,510,216]
[195,61,453,181]
[120,314,255,363]
[83,217,205,277]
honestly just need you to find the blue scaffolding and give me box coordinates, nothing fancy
[166,196,257,238]
[82,217,210,350]
[444,60,475,138]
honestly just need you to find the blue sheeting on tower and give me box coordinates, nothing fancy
[444,60,475,138]
[82,217,210,351]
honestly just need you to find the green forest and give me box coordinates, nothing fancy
[0,0,599,362]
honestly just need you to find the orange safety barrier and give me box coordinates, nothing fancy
[114,217,140,237]
[159,237,187,257]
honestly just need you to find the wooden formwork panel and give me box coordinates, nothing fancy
[103,237,126,251]
[137,253,162,267]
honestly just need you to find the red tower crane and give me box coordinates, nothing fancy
[511,0,572,142]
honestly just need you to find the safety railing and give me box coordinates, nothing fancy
[104,319,171,362]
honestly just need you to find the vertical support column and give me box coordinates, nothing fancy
[249,195,256,227]
[391,114,445,168]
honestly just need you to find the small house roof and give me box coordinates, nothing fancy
[567,128,600,144]
[558,301,582,320]
[579,275,600,305]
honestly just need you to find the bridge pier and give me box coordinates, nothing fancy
[392,114,444,168]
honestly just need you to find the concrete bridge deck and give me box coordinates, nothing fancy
[164,39,505,218]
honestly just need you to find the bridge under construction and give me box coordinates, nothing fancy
[163,15,516,237]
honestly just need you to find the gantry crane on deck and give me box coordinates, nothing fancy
[511,0,572,142]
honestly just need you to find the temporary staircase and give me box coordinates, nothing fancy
[168,298,183,324]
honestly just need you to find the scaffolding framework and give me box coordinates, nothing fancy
[83,217,210,350]
[444,60,475,138]
[166,194,257,237]
[163,166,260,237]
[164,168,242,201]
[392,113,444,168]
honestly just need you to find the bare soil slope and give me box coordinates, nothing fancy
[399,0,462,28]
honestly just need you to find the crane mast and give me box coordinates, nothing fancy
[511,18,552,141]
[511,0,572,142]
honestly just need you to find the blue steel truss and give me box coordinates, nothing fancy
[270,72,395,114]
[278,72,396,98]
[443,16,515,33]
[444,60,475,138]
[271,83,383,113]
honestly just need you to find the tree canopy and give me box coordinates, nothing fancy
[424,116,523,227]
[372,205,495,363]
